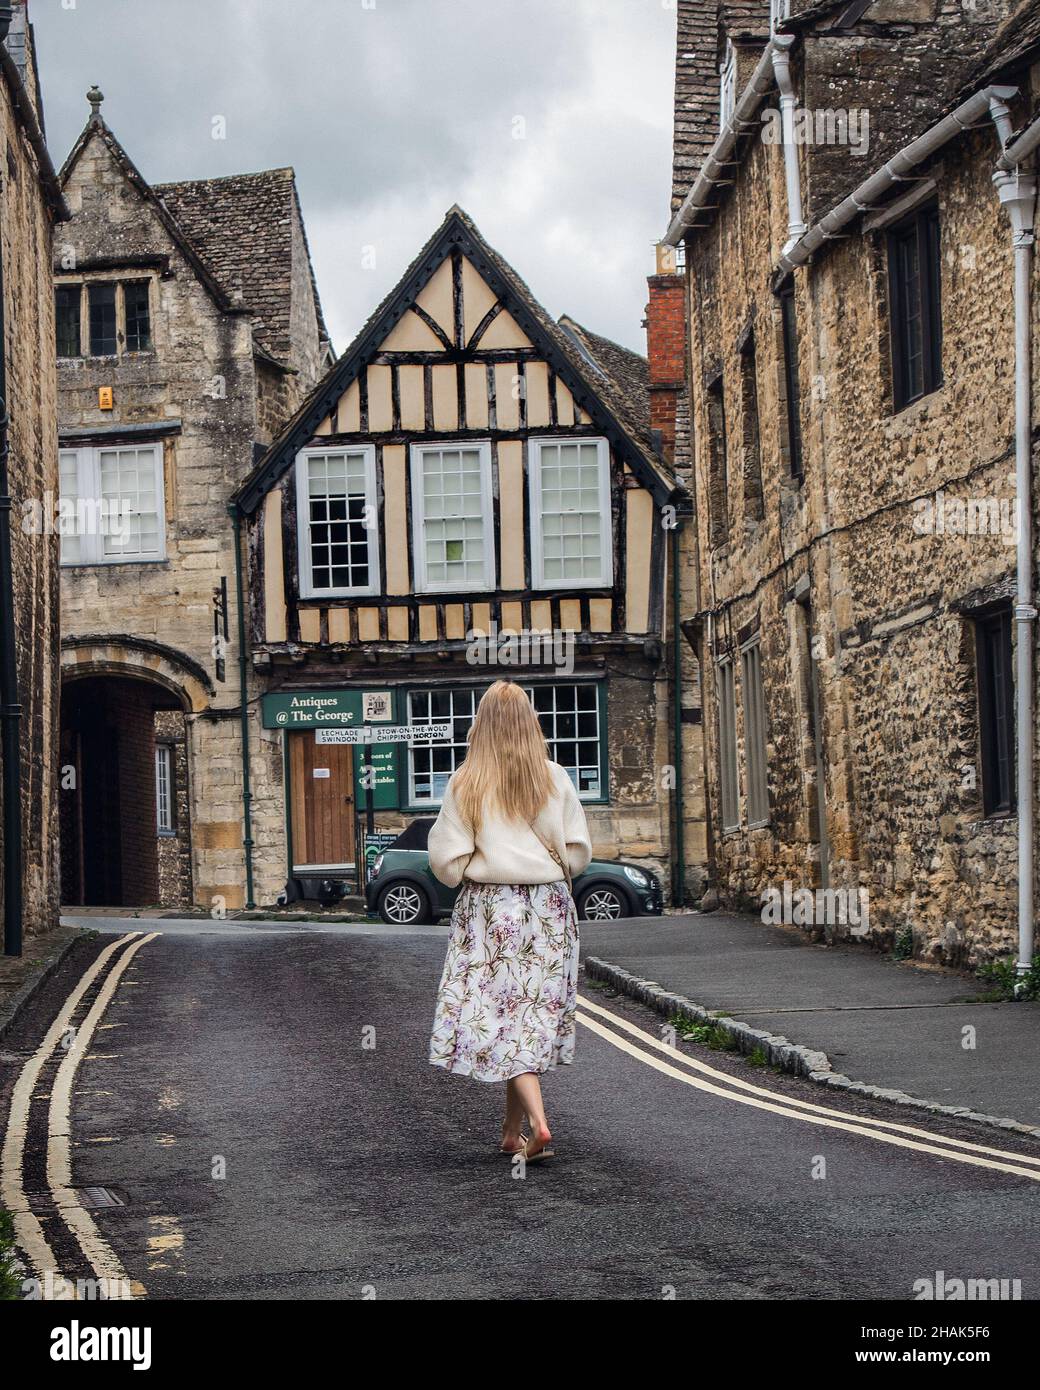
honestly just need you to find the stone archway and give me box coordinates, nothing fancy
[59,639,214,908]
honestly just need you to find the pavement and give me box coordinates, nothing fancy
[0,923,87,1044]
[3,918,1040,1302]
[580,912,1040,1133]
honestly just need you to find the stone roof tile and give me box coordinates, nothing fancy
[964,0,1040,89]
[155,168,328,362]
[673,1,723,213]
[557,317,650,435]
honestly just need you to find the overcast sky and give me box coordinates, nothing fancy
[31,0,676,355]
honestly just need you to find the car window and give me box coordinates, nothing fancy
[392,818,433,850]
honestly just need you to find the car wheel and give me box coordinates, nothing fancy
[576,883,630,921]
[377,881,432,926]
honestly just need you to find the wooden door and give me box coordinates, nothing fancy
[289,733,356,869]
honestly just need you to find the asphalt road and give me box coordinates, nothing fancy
[3,919,1040,1301]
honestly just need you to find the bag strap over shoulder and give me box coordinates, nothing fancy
[530,822,572,891]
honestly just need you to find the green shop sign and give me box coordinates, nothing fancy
[353,744,398,810]
[262,688,399,730]
[263,689,400,809]
[262,690,367,729]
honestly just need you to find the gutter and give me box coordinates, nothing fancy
[998,116,1040,173]
[773,85,1018,279]
[662,31,806,255]
[664,39,780,248]
[0,33,70,223]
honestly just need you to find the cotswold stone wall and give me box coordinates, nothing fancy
[684,81,1034,965]
[0,70,60,939]
[686,116,816,912]
[58,129,323,910]
[155,708,192,906]
[58,130,259,910]
[800,124,1030,966]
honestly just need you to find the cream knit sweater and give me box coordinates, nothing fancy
[428,761,593,888]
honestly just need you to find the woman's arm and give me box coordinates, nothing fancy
[560,776,592,878]
[427,781,475,887]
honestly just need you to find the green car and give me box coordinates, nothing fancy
[366,817,663,925]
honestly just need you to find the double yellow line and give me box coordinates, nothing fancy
[1,931,156,1300]
[576,993,1040,1182]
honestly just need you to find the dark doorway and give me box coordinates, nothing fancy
[60,675,190,908]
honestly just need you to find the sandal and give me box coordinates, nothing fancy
[500,1133,529,1155]
[520,1136,555,1163]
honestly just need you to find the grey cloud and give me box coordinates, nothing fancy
[32,0,675,352]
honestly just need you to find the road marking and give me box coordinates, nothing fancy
[47,932,157,1298]
[1,933,139,1296]
[575,1001,1040,1182]
[577,992,1040,1169]
[0,931,149,1300]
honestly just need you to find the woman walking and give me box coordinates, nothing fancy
[428,680,592,1162]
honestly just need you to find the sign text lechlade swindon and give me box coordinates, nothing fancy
[316,724,452,746]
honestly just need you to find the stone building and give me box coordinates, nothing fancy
[232,206,696,915]
[666,0,1040,965]
[55,89,329,911]
[0,2,67,949]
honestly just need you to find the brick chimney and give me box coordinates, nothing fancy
[645,244,687,469]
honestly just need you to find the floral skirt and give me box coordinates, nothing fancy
[429,880,579,1083]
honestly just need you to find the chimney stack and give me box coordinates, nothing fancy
[645,245,687,469]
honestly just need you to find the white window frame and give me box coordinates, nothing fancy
[295,444,380,599]
[410,441,496,594]
[528,435,613,590]
[718,656,740,832]
[741,637,771,828]
[58,442,167,566]
[155,744,174,834]
[406,687,479,806]
[769,0,791,33]
[720,41,737,124]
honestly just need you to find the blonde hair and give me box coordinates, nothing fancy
[453,680,554,830]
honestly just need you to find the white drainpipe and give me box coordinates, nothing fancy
[771,35,806,254]
[994,113,1040,978]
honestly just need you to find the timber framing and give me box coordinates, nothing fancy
[232,206,679,516]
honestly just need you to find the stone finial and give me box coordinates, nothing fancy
[87,85,104,119]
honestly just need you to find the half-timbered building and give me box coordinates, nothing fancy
[234,207,691,907]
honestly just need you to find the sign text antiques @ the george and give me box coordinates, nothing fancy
[262,690,394,729]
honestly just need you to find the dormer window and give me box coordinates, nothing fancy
[55,277,153,360]
[720,41,737,124]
